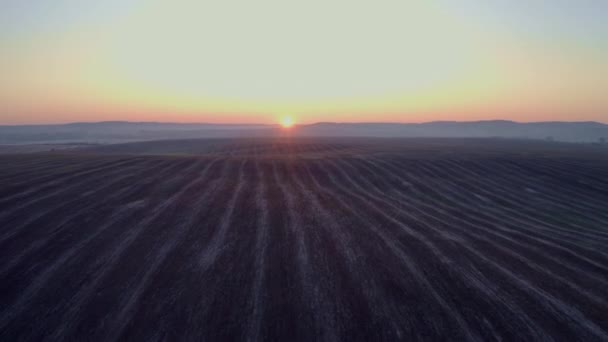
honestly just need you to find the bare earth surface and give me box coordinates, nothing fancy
[0,138,607,341]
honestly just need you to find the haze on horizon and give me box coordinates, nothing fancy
[1,0,607,125]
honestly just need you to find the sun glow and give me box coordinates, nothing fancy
[280,115,295,128]
[1,1,608,124]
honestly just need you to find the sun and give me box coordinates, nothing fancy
[280,115,295,128]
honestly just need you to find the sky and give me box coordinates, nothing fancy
[1,0,607,125]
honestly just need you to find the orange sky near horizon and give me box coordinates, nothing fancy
[1,0,607,125]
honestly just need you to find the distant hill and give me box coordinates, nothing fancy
[296,121,608,142]
[1,120,607,144]
[0,122,275,144]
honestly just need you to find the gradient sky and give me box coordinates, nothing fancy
[1,0,607,124]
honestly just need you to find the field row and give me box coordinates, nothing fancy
[0,140,607,341]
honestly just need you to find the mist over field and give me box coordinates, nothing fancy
[1,120,608,146]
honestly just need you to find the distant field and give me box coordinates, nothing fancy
[1,138,607,341]
[0,143,96,154]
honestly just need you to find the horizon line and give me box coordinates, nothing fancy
[1,119,607,127]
